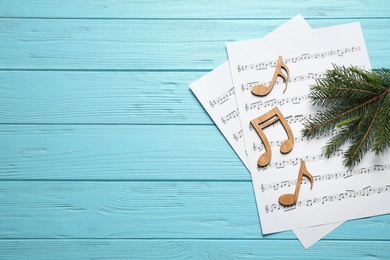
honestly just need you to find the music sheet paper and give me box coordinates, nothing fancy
[190,15,343,248]
[226,22,390,235]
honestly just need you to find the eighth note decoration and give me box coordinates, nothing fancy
[251,56,290,96]
[251,106,294,167]
[278,160,314,206]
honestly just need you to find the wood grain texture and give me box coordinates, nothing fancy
[251,106,294,167]
[250,56,290,96]
[278,161,314,206]
[1,0,389,258]
[0,125,247,180]
[0,181,389,241]
[1,240,390,259]
[0,71,211,124]
[0,19,389,70]
[0,0,389,19]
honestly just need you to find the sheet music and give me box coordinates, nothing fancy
[190,15,344,248]
[226,22,390,235]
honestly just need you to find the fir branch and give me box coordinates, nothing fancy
[302,65,390,168]
[323,117,361,157]
[303,94,378,137]
[333,68,381,90]
[373,92,390,153]
[346,99,381,166]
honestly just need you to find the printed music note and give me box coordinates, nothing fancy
[265,183,390,213]
[278,160,314,206]
[251,56,290,96]
[250,106,294,167]
[237,46,361,73]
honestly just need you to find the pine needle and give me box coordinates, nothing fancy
[302,65,390,168]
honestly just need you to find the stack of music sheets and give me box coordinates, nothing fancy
[190,14,390,248]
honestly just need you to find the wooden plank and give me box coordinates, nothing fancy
[0,181,282,239]
[0,0,389,19]
[1,181,390,240]
[0,19,389,70]
[0,71,211,124]
[0,239,390,259]
[1,1,388,258]
[0,125,247,180]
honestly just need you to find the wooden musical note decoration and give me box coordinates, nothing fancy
[250,106,294,167]
[279,160,314,206]
[251,56,290,96]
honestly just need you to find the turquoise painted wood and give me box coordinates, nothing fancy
[0,125,246,180]
[0,19,389,70]
[0,1,389,258]
[0,72,210,124]
[1,240,389,259]
[1,181,390,241]
[0,0,389,19]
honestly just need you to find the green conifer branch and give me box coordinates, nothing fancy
[302,65,390,168]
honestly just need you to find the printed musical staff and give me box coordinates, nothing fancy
[265,184,390,213]
[237,46,361,73]
[284,112,322,124]
[241,65,365,93]
[221,109,239,124]
[245,94,309,111]
[253,137,305,152]
[261,164,390,192]
[241,71,326,92]
[233,130,243,141]
[249,112,322,129]
[209,87,235,108]
[257,149,344,171]
[253,128,342,152]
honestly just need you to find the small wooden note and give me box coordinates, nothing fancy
[278,160,314,206]
[251,56,290,96]
[250,106,294,167]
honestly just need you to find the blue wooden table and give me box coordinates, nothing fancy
[1,1,389,258]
